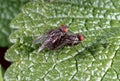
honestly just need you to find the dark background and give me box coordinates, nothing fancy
[0,47,11,70]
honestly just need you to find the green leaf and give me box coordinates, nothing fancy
[0,65,4,81]
[0,0,31,47]
[5,0,120,81]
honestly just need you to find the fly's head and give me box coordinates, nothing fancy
[60,25,68,33]
[77,33,84,41]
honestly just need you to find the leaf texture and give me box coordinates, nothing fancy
[0,0,30,47]
[5,0,120,81]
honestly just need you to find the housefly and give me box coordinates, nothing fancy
[51,33,84,50]
[33,25,69,52]
[45,33,84,60]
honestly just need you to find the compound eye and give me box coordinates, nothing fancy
[60,25,68,32]
[79,35,84,41]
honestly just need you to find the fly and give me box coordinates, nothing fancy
[51,33,84,50]
[33,25,69,52]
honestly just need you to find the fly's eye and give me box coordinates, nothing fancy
[60,25,68,32]
[78,34,84,41]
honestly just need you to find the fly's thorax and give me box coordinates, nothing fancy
[67,34,79,41]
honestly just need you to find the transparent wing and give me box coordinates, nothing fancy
[32,35,47,44]
[32,29,54,44]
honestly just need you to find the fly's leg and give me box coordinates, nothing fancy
[72,46,80,53]
[33,35,43,44]
[52,46,65,63]
[56,46,65,60]
[44,50,52,62]
[80,42,84,48]
[85,43,97,60]
[54,41,68,60]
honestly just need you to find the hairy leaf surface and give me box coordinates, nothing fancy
[5,0,120,81]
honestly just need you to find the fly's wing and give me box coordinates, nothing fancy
[33,29,55,44]
[36,28,59,44]
[32,35,47,44]
[45,29,54,34]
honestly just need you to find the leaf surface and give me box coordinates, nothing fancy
[5,0,120,81]
[0,0,30,47]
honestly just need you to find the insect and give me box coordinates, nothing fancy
[51,33,84,50]
[45,33,84,61]
[33,25,69,52]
